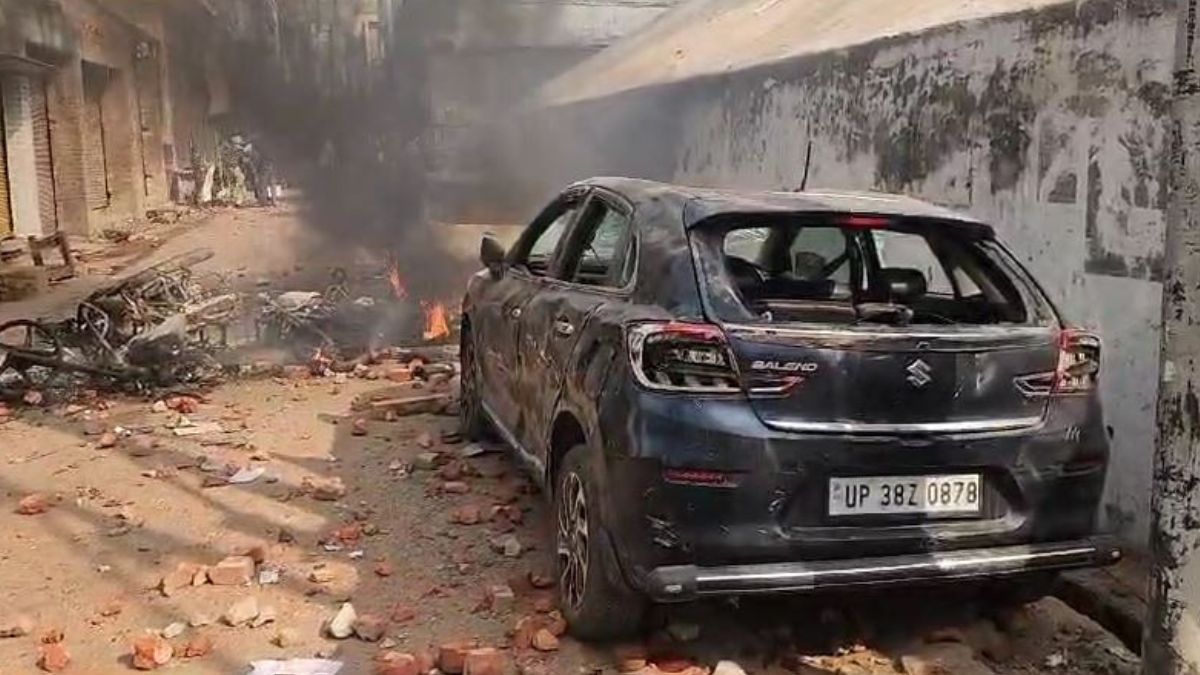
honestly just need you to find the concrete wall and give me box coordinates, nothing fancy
[515,0,1173,546]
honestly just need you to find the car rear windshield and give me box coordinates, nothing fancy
[691,216,1056,327]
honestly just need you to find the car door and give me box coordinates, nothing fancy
[474,189,586,436]
[517,190,637,458]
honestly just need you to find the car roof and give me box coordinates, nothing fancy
[577,177,993,236]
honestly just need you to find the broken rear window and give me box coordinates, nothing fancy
[692,216,1056,327]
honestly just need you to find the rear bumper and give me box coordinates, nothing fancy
[643,536,1120,601]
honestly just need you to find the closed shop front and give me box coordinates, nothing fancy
[0,83,11,236]
[82,61,111,211]
[29,77,57,233]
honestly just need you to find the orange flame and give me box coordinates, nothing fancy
[422,301,450,342]
[387,256,408,300]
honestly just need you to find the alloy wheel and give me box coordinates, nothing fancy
[557,471,590,610]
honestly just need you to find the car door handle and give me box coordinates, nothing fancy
[553,319,575,337]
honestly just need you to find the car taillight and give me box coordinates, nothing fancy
[627,322,740,393]
[1015,329,1101,397]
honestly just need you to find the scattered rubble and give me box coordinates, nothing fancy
[223,596,261,626]
[327,603,357,639]
[37,642,70,672]
[354,613,389,642]
[208,555,256,585]
[17,493,51,515]
[131,634,174,669]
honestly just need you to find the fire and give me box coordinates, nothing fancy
[422,301,450,342]
[387,256,408,300]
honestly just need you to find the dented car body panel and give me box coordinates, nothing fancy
[462,177,1118,603]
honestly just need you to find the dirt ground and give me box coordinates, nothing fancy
[0,205,1139,674]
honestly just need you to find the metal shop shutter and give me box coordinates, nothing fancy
[82,63,110,211]
[30,78,56,233]
[0,81,11,235]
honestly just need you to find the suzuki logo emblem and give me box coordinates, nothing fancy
[906,358,933,388]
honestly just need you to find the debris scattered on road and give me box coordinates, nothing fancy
[227,466,266,484]
[326,602,357,639]
[37,641,70,672]
[17,493,51,515]
[222,596,260,626]
[131,633,174,669]
[248,659,344,675]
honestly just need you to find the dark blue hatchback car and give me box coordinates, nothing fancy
[459,178,1119,639]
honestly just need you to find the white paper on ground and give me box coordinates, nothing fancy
[248,659,343,675]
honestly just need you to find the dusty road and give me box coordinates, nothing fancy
[0,206,1138,674]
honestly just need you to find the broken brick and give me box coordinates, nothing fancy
[352,418,369,436]
[413,452,441,470]
[17,493,50,515]
[97,431,118,448]
[166,396,201,414]
[329,523,363,544]
[374,651,419,675]
[162,559,204,590]
[486,584,516,612]
[450,504,483,525]
[308,476,347,501]
[207,556,255,586]
[181,634,213,658]
[464,647,508,675]
[438,641,476,674]
[222,596,260,626]
[545,611,568,637]
[354,614,389,642]
[132,634,174,669]
[390,603,416,623]
[531,629,559,652]
[443,481,471,495]
[37,643,70,672]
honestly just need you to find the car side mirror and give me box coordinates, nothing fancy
[480,235,506,279]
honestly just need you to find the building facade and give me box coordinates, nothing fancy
[0,0,226,238]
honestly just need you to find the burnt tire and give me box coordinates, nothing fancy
[458,326,490,441]
[556,444,647,641]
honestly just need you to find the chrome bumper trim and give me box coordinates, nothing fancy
[645,537,1120,601]
[764,416,1044,435]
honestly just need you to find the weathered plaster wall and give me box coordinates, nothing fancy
[517,0,1174,546]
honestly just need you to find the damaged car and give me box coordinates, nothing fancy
[459,178,1119,639]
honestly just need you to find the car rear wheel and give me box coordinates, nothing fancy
[459,326,489,441]
[556,445,646,640]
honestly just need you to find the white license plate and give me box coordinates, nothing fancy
[828,474,982,516]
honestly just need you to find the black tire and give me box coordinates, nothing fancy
[458,325,490,441]
[556,444,647,641]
